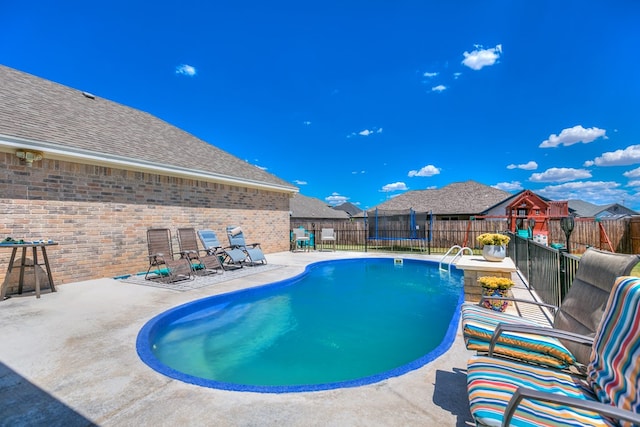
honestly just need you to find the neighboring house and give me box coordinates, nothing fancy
[568,200,638,219]
[289,193,350,230]
[332,202,362,218]
[368,180,512,220]
[0,65,297,284]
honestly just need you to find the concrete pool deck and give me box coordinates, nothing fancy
[0,251,534,426]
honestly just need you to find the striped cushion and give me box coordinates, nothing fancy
[587,276,640,426]
[465,338,573,369]
[462,303,577,368]
[467,356,610,427]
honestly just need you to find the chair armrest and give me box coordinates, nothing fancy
[503,386,640,427]
[205,246,230,256]
[148,253,165,260]
[488,323,594,357]
[479,295,559,314]
[177,250,196,260]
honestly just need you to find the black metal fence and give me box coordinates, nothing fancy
[506,232,580,307]
[291,227,443,254]
[291,226,582,308]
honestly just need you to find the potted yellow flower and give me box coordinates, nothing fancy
[477,233,510,262]
[478,276,515,312]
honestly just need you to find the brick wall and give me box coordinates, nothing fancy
[0,154,291,285]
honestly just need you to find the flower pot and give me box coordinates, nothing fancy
[482,244,506,262]
[482,287,510,312]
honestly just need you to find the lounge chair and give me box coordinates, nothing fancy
[461,248,640,369]
[145,228,193,283]
[226,226,267,265]
[196,229,247,269]
[177,228,223,275]
[466,275,640,427]
[292,227,310,252]
[320,228,336,251]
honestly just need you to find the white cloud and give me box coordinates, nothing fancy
[351,170,366,174]
[507,161,538,170]
[583,160,595,167]
[493,181,523,192]
[254,165,267,171]
[536,181,631,205]
[350,127,382,137]
[529,167,592,183]
[590,144,640,166]
[539,125,607,148]
[628,180,640,187]
[623,167,640,178]
[381,182,408,192]
[303,121,311,126]
[175,64,197,76]
[423,72,438,78]
[293,179,307,185]
[461,44,502,70]
[408,165,441,177]
[325,192,349,205]
[432,85,447,92]
[453,72,462,79]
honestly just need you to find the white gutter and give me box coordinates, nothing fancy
[1,134,299,194]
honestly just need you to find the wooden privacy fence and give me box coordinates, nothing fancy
[548,217,634,254]
[291,216,640,254]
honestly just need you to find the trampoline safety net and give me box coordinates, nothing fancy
[366,208,432,240]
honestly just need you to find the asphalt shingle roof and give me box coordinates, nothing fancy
[371,180,512,215]
[0,65,295,190]
[290,193,350,219]
[568,199,638,217]
[332,202,362,216]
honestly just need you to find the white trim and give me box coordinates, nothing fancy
[1,134,298,194]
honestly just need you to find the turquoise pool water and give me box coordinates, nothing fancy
[137,258,463,393]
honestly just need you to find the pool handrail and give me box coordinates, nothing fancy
[439,245,473,273]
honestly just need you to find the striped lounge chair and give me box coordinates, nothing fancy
[462,248,640,369]
[467,276,640,427]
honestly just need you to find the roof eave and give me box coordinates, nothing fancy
[1,134,298,194]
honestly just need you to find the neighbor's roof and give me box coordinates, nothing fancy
[0,65,296,193]
[290,193,350,219]
[568,199,638,218]
[371,180,512,215]
[332,202,362,216]
[568,200,602,217]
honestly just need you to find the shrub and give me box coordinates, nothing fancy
[477,233,510,246]
[478,276,515,290]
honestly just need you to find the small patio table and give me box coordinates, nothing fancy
[0,241,58,300]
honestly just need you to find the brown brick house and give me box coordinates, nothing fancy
[0,65,297,284]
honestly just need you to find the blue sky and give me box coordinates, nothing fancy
[3,1,640,210]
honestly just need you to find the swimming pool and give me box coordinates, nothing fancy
[136,258,463,393]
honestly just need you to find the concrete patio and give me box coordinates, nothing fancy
[0,251,536,427]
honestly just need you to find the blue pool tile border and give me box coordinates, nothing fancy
[136,258,464,393]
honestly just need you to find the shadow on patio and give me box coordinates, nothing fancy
[0,362,96,426]
[432,368,474,427]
